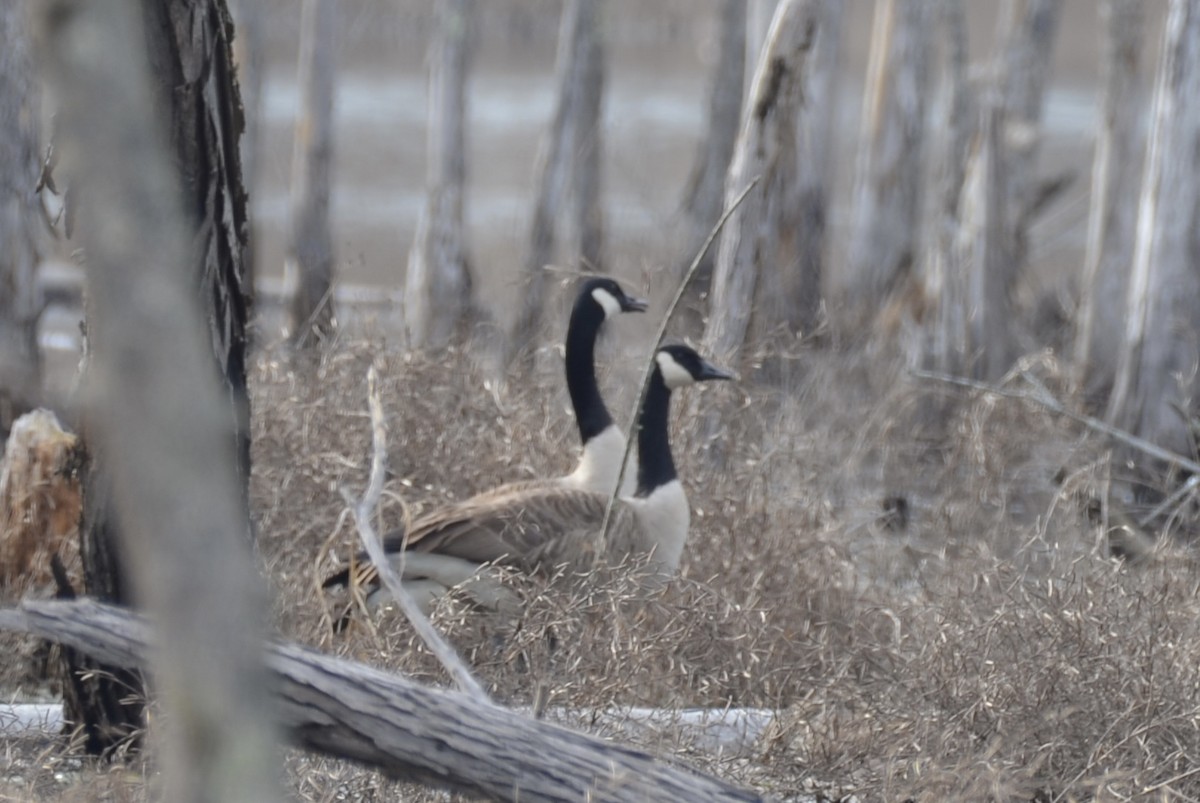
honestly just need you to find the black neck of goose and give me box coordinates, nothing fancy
[636,371,676,497]
[565,297,614,445]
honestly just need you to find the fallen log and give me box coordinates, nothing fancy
[0,599,766,803]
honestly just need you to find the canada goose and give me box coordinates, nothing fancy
[324,344,733,618]
[522,276,647,496]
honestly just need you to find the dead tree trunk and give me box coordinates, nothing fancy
[994,0,1064,271]
[1,599,764,803]
[1107,0,1200,468]
[1073,0,1146,401]
[782,0,844,336]
[0,0,44,436]
[700,0,821,367]
[510,0,605,362]
[37,0,278,798]
[37,0,257,759]
[843,0,936,320]
[902,0,974,378]
[745,0,778,100]
[957,100,1013,381]
[405,0,474,350]
[679,0,745,284]
[287,0,338,347]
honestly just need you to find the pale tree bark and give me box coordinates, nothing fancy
[34,0,280,800]
[287,0,338,346]
[902,0,973,376]
[405,0,474,350]
[745,0,778,101]
[994,0,1064,269]
[781,0,844,336]
[0,0,44,435]
[1107,0,1200,466]
[844,0,936,318]
[956,99,1013,381]
[700,0,821,365]
[1073,0,1145,400]
[510,0,606,362]
[679,0,745,283]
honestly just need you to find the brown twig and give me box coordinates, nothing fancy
[340,365,488,701]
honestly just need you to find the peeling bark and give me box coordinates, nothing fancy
[701,0,821,365]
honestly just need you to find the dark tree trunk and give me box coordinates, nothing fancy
[58,0,252,755]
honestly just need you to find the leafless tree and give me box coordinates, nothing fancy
[405,0,474,350]
[701,0,821,366]
[1073,0,1146,400]
[843,0,936,320]
[35,0,279,799]
[900,0,974,377]
[994,0,1064,267]
[510,0,606,362]
[678,0,745,284]
[0,0,44,435]
[287,0,338,346]
[37,0,258,763]
[1107,0,1200,467]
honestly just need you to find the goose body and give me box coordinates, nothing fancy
[325,345,732,619]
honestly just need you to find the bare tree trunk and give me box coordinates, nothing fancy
[1107,0,1200,466]
[994,0,1064,269]
[287,0,338,347]
[38,0,257,760]
[902,0,974,377]
[0,0,43,436]
[700,0,821,366]
[510,0,605,362]
[779,0,844,336]
[405,0,474,350]
[843,0,936,318]
[679,0,745,284]
[1073,0,1145,400]
[36,0,280,799]
[958,100,1013,381]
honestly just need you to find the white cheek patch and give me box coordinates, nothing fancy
[655,351,694,390]
[592,287,622,319]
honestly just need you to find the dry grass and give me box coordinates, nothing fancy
[6,324,1200,801]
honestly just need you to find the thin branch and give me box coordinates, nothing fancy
[910,367,1200,477]
[595,176,760,553]
[340,365,488,701]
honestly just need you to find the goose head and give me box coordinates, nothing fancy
[653,344,736,390]
[578,277,649,321]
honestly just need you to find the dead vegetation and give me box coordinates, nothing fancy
[4,327,1200,801]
